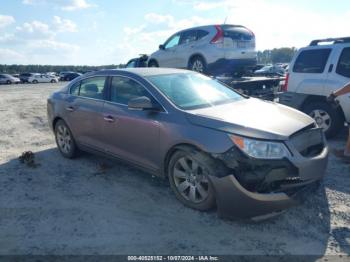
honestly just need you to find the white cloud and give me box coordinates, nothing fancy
[22,0,94,11]
[28,39,80,52]
[21,21,50,33]
[61,0,93,11]
[0,34,16,43]
[0,48,24,63]
[144,13,174,25]
[123,25,146,36]
[16,20,54,40]
[0,15,15,28]
[0,17,80,64]
[144,13,214,31]
[52,16,77,32]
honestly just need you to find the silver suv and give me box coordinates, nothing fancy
[148,24,257,76]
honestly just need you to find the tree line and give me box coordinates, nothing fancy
[0,48,298,74]
[257,47,297,64]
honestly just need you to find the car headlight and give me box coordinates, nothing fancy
[229,135,291,159]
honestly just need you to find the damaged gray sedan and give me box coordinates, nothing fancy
[47,68,328,220]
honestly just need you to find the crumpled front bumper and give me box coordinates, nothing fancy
[210,174,319,220]
[209,144,328,220]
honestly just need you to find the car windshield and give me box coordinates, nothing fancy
[146,73,243,110]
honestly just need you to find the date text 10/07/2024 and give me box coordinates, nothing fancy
[127,256,219,261]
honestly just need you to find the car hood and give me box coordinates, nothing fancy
[186,98,315,140]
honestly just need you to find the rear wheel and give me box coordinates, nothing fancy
[189,56,207,74]
[54,120,78,158]
[303,101,343,138]
[6,80,11,85]
[168,149,225,211]
[32,80,38,84]
[50,79,55,83]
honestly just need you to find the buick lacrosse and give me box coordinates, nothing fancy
[47,68,328,219]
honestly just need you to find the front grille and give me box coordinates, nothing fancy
[290,126,324,157]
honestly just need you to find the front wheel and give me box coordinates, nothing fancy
[168,149,222,211]
[6,80,11,85]
[303,102,343,138]
[32,80,38,84]
[54,120,78,158]
[50,79,56,83]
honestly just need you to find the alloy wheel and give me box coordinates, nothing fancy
[173,156,209,203]
[56,125,72,154]
[192,60,204,73]
[310,109,332,132]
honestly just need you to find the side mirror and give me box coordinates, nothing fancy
[128,96,158,111]
[159,44,165,50]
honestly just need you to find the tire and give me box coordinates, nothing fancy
[148,60,159,67]
[168,148,226,211]
[50,79,55,83]
[54,120,78,158]
[32,80,38,84]
[6,80,11,85]
[303,101,343,138]
[189,56,207,74]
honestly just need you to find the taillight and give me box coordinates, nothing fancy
[282,73,289,92]
[210,25,224,44]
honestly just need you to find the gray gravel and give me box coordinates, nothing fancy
[0,83,349,256]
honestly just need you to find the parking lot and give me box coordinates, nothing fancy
[0,83,349,256]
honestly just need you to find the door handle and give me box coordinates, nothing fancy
[103,115,115,123]
[66,106,75,112]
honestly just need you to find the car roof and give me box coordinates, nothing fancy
[86,68,192,78]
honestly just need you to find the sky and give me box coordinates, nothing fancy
[0,0,349,65]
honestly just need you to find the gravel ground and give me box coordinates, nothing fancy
[0,83,349,257]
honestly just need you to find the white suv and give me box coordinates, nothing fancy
[148,24,257,76]
[279,37,350,137]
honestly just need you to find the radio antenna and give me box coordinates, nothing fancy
[223,16,227,24]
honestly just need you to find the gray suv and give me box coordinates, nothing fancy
[148,25,257,76]
[47,68,328,220]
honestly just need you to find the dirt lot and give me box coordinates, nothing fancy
[0,83,349,257]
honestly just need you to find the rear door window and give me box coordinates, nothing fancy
[179,30,197,45]
[79,76,106,100]
[336,47,350,78]
[293,49,331,73]
[197,30,208,40]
